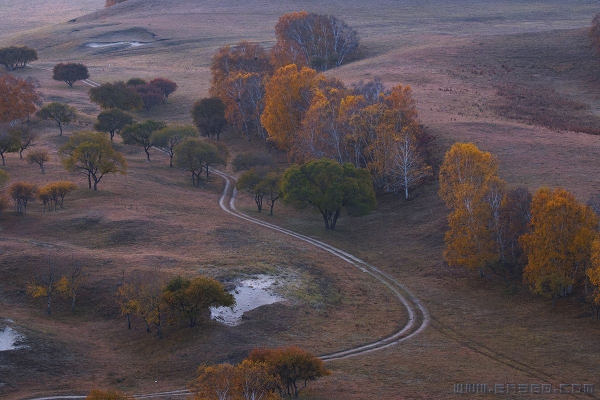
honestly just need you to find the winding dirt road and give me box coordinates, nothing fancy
[27,170,428,400]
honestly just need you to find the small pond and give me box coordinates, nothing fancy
[0,327,25,351]
[211,275,283,326]
[86,41,146,48]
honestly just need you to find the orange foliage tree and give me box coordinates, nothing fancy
[190,360,280,400]
[521,187,598,306]
[439,143,505,275]
[587,236,600,317]
[210,42,272,140]
[0,74,39,125]
[248,346,330,398]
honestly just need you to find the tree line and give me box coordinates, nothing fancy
[83,345,329,399]
[440,142,600,312]
[116,273,234,336]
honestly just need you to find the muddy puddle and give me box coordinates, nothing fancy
[0,326,25,351]
[211,275,283,326]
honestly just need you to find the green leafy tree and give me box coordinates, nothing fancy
[11,126,37,158]
[52,63,89,87]
[36,102,76,136]
[94,109,134,142]
[151,124,198,167]
[60,131,127,190]
[173,138,227,185]
[0,46,37,71]
[237,168,281,216]
[281,158,375,229]
[120,120,166,161]
[0,128,20,165]
[191,97,227,140]
[89,81,143,111]
[162,276,234,327]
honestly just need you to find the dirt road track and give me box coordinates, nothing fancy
[26,170,429,400]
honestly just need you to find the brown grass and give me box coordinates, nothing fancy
[2,1,600,399]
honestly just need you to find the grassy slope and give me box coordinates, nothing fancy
[2,0,600,399]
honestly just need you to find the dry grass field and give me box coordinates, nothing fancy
[2,0,600,399]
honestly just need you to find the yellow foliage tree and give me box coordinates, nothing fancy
[587,236,600,317]
[521,187,598,306]
[439,142,504,275]
[261,64,321,152]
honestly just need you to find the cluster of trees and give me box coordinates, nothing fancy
[208,12,358,141]
[27,261,84,314]
[0,46,37,71]
[0,126,38,165]
[263,69,431,197]
[7,180,77,213]
[234,156,376,229]
[89,77,177,112]
[272,12,359,71]
[440,142,600,310]
[190,346,330,399]
[117,274,234,336]
[208,37,429,197]
[173,137,229,185]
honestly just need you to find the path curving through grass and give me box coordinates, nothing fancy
[212,169,429,361]
[27,171,429,400]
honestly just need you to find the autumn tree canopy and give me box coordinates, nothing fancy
[281,158,375,229]
[439,142,505,275]
[210,42,273,140]
[272,12,359,71]
[521,187,598,306]
[0,74,39,125]
[261,64,320,151]
[26,148,50,174]
[162,276,234,327]
[59,131,127,190]
[248,346,331,398]
[52,63,89,87]
[8,181,37,213]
